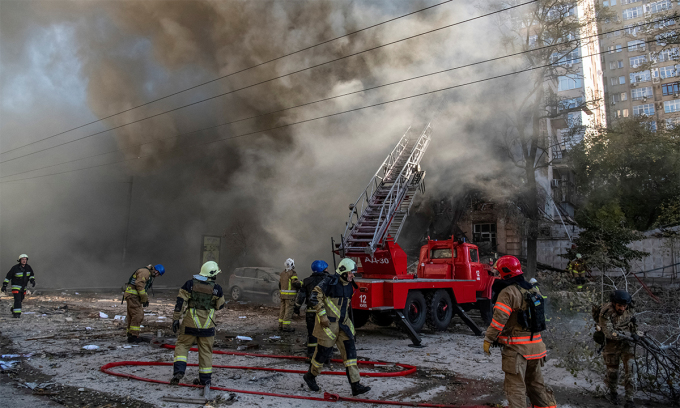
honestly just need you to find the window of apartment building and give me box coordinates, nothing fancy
[665,117,680,129]
[610,77,617,86]
[620,92,628,101]
[624,24,641,37]
[609,61,617,70]
[623,6,643,20]
[623,108,629,117]
[558,74,582,91]
[607,30,623,38]
[473,224,497,249]
[559,97,583,111]
[630,70,651,83]
[633,103,655,116]
[664,99,680,113]
[614,109,621,118]
[662,81,680,95]
[627,40,646,52]
[607,45,616,54]
[659,65,678,79]
[612,94,619,104]
[616,45,623,53]
[648,121,658,131]
[567,111,582,128]
[657,48,680,62]
[645,0,672,14]
[620,75,627,84]
[618,60,624,68]
[621,0,641,4]
[603,0,617,6]
[631,86,653,100]
[629,55,647,68]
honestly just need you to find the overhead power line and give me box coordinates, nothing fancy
[0,0,537,164]
[4,15,672,181]
[0,41,632,184]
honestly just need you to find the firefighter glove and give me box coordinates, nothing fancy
[31,280,35,287]
[142,301,149,308]
[172,320,180,333]
[319,314,330,328]
[294,306,301,316]
[1,284,6,293]
[483,340,492,355]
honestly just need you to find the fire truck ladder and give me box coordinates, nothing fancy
[341,124,431,256]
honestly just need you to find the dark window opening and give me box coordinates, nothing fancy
[473,223,497,249]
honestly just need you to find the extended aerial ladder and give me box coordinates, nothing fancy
[339,124,431,259]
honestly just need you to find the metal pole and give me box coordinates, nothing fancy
[331,237,337,272]
[122,176,133,267]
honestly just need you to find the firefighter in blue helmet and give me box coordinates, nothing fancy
[303,258,370,396]
[170,261,225,400]
[123,264,165,342]
[296,260,330,357]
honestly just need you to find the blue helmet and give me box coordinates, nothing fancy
[154,264,165,276]
[311,260,328,273]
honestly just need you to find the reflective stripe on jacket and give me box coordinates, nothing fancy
[279,269,300,300]
[124,267,151,303]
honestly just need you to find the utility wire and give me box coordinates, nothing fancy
[0,40,638,184]
[0,0,456,157]
[0,0,537,164]
[4,15,672,180]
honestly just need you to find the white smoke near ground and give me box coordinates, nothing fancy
[0,0,525,287]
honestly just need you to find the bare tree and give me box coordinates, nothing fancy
[224,221,249,258]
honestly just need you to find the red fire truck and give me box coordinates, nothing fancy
[334,124,496,346]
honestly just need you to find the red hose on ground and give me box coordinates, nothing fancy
[100,344,490,407]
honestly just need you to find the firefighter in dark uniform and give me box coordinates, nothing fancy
[483,255,557,408]
[302,258,371,396]
[597,290,638,407]
[296,260,330,357]
[123,264,165,342]
[3,254,35,318]
[170,261,226,400]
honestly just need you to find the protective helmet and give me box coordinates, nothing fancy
[336,258,357,274]
[311,260,328,273]
[154,264,165,276]
[610,289,632,305]
[284,258,295,271]
[200,261,221,278]
[17,254,28,262]
[495,255,523,279]
[576,253,582,259]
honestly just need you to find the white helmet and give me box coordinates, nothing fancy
[284,258,295,271]
[199,261,221,278]
[17,254,28,262]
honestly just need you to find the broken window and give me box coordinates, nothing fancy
[473,224,497,249]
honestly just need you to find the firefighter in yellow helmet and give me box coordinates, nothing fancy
[123,264,165,342]
[278,258,301,332]
[302,258,371,396]
[170,261,225,400]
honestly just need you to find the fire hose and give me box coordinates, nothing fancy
[100,344,490,407]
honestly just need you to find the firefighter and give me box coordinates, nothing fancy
[296,260,330,357]
[278,258,300,332]
[2,254,36,318]
[170,261,226,401]
[123,264,165,342]
[302,258,371,396]
[567,253,587,288]
[483,255,557,408]
[598,290,638,407]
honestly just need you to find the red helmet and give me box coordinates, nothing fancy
[495,255,523,279]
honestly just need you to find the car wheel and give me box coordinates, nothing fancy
[370,311,394,327]
[230,286,242,301]
[426,289,453,331]
[403,290,427,332]
[352,309,370,328]
[271,290,280,305]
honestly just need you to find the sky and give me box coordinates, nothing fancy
[0,0,528,288]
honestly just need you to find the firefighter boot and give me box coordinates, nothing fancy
[128,335,141,343]
[608,390,620,405]
[624,401,636,408]
[303,370,320,391]
[282,326,295,333]
[351,382,370,396]
[170,373,183,385]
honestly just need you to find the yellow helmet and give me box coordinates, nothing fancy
[336,258,357,274]
[199,261,221,278]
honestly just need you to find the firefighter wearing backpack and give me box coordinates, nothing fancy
[123,264,165,342]
[596,290,638,407]
[170,261,226,400]
[302,258,371,397]
[296,260,330,357]
[279,258,301,332]
[483,255,557,408]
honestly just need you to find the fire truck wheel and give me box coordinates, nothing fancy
[403,291,427,333]
[426,290,453,331]
[352,309,370,328]
[230,286,242,301]
[370,311,394,327]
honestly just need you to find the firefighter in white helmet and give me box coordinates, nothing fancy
[302,258,371,396]
[3,254,35,318]
[170,261,225,400]
[278,258,300,332]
